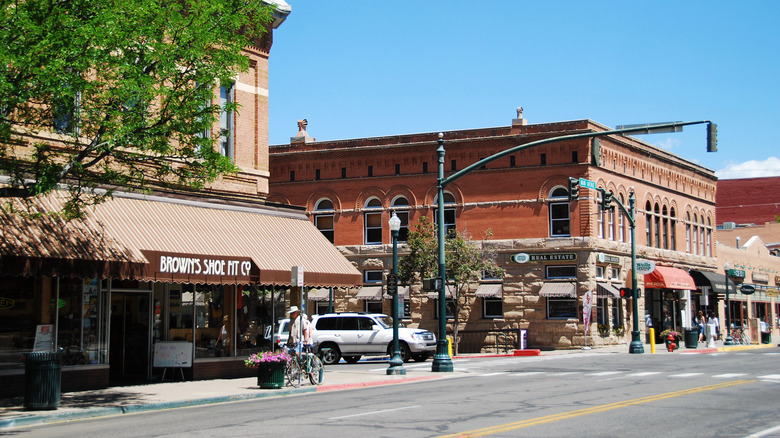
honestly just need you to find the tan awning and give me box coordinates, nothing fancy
[538,282,577,298]
[475,283,503,298]
[356,286,383,300]
[427,285,456,299]
[0,192,362,287]
[308,288,331,301]
[597,282,621,298]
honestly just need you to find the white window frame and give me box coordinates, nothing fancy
[364,198,383,245]
[549,187,570,237]
[219,82,234,159]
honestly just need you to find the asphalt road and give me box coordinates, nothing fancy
[15,350,780,438]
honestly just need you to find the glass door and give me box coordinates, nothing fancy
[110,293,152,382]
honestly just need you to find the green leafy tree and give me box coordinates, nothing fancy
[399,215,503,355]
[0,0,275,217]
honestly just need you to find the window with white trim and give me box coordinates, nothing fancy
[364,198,383,244]
[219,82,234,158]
[549,187,570,237]
[314,199,335,243]
[392,196,410,242]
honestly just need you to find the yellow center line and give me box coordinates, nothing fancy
[437,379,754,438]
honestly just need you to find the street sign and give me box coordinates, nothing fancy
[386,273,398,295]
[740,284,756,295]
[578,178,597,190]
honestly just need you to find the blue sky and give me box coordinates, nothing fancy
[268,1,780,180]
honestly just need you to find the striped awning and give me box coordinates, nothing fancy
[475,283,503,298]
[0,191,362,287]
[355,286,383,300]
[644,266,696,290]
[538,282,577,298]
[427,285,456,299]
[308,288,331,302]
[597,282,621,298]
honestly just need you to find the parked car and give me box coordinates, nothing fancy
[310,313,436,365]
[264,318,290,350]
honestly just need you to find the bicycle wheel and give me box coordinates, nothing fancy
[308,354,323,385]
[285,358,301,388]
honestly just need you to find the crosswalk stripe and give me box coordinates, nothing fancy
[628,372,662,377]
[758,374,780,380]
[587,371,623,376]
[670,373,704,378]
[713,373,747,378]
[514,372,546,377]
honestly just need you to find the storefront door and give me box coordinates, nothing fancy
[110,292,152,382]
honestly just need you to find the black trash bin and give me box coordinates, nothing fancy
[762,332,772,344]
[24,351,62,410]
[684,329,699,349]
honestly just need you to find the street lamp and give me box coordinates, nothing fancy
[723,262,735,345]
[387,212,406,375]
[433,133,454,372]
[627,188,644,354]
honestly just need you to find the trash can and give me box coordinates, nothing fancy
[24,351,62,410]
[684,329,699,349]
[761,332,772,344]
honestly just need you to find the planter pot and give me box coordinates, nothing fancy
[256,361,285,389]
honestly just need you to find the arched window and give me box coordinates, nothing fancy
[597,190,604,238]
[618,194,625,242]
[434,192,457,237]
[608,203,615,241]
[706,217,712,257]
[314,199,335,243]
[692,213,698,255]
[699,215,706,256]
[364,197,383,244]
[670,208,677,251]
[662,206,669,250]
[219,82,234,158]
[685,212,691,253]
[654,204,661,248]
[392,196,410,242]
[646,201,652,246]
[549,187,570,237]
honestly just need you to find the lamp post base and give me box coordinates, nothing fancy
[629,330,644,354]
[386,353,406,375]
[724,336,735,346]
[431,340,453,372]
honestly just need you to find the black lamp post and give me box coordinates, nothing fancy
[723,262,735,345]
[387,212,406,375]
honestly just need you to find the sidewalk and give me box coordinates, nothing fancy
[1,342,774,430]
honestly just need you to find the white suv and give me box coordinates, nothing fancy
[311,313,436,365]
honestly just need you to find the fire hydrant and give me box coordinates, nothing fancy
[666,333,677,352]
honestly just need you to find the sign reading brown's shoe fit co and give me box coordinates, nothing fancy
[141,250,257,284]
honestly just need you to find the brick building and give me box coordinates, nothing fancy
[716,176,780,227]
[0,1,363,396]
[269,114,721,350]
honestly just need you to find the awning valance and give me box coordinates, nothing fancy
[308,288,331,301]
[475,283,503,298]
[689,270,733,295]
[0,192,362,287]
[644,266,696,290]
[355,286,383,300]
[538,282,577,298]
[597,282,621,298]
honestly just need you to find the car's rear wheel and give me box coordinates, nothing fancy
[319,344,341,365]
[343,355,361,364]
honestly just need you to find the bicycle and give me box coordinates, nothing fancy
[285,343,323,388]
[731,327,751,345]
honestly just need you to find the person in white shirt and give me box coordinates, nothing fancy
[286,306,311,354]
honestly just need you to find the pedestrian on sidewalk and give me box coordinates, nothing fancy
[695,311,706,343]
[708,312,720,341]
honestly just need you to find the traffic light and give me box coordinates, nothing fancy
[568,177,579,201]
[619,287,632,298]
[601,190,614,210]
[707,123,717,152]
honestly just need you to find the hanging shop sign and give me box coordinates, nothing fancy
[739,284,756,295]
[597,253,621,265]
[511,253,577,263]
[727,269,746,279]
[635,259,656,275]
[766,288,779,298]
[752,272,769,283]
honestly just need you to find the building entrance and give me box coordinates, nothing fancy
[110,292,152,382]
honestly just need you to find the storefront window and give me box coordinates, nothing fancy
[547,298,577,319]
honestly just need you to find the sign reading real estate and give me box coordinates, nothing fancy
[511,253,577,263]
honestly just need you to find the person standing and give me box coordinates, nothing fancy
[708,312,720,341]
[287,306,311,353]
[695,311,707,343]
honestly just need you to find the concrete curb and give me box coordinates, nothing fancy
[0,386,317,430]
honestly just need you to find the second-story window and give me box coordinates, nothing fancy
[364,197,383,245]
[549,187,570,237]
[434,192,457,237]
[219,83,234,158]
[392,196,410,242]
[314,199,335,243]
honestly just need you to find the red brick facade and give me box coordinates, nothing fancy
[716,177,780,226]
[269,118,719,350]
